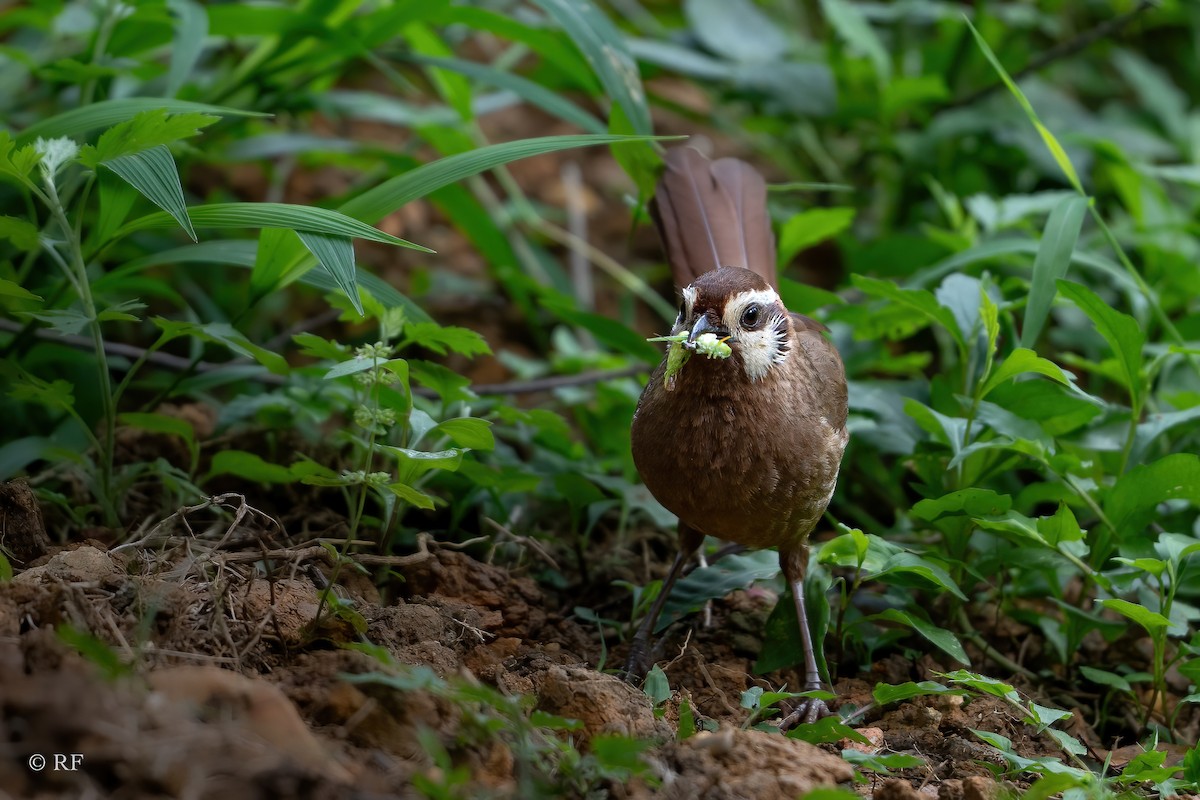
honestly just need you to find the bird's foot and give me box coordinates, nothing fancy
[622,639,653,684]
[778,695,834,731]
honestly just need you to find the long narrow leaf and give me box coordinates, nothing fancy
[295,232,362,315]
[341,133,672,224]
[1020,195,1088,349]
[118,202,431,249]
[532,0,652,134]
[103,145,196,241]
[17,99,266,144]
[166,0,209,97]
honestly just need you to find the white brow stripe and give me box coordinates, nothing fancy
[722,288,780,330]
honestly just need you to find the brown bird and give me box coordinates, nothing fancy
[628,147,849,726]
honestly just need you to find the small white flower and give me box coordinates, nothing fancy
[34,137,79,180]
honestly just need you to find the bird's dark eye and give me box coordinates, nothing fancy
[741,304,761,329]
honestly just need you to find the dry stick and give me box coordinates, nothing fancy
[941,1,1156,112]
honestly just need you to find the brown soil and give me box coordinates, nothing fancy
[0,482,1095,800]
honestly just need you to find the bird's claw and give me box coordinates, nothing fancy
[778,696,833,731]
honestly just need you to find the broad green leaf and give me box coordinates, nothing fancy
[8,372,75,413]
[777,208,855,267]
[841,750,925,772]
[643,665,670,705]
[79,110,218,167]
[432,418,495,450]
[911,489,1012,521]
[0,279,40,301]
[385,481,437,510]
[1099,599,1170,634]
[876,552,966,600]
[323,355,402,381]
[120,203,429,249]
[21,308,92,336]
[102,145,196,241]
[295,231,361,315]
[1021,195,1088,348]
[0,132,39,188]
[819,0,890,82]
[852,275,964,349]
[662,550,780,633]
[533,0,651,135]
[0,215,39,251]
[93,168,140,245]
[685,0,788,63]
[1131,406,1200,465]
[402,322,491,357]
[788,717,871,746]
[1105,453,1200,538]
[943,670,1019,702]
[207,450,294,484]
[1057,280,1145,409]
[1037,503,1083,546]
[1078,666,1132,693]
[981,348,1077,398]
[875,609,969,664]
[873,681,964,706]
[17,99,266,144]
[381,445,466,474]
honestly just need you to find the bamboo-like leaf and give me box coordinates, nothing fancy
[17,99,266,144]
[166,0,209,97]
[295,231,361,315]
[965,19,1083,192]
[118,202,430,249]
[341,133,671,224]
[408,54,606,134]
[1020,195,1088,349]
[532,0,652,135]
[103,145,196,241]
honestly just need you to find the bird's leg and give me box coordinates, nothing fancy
[777,545,833,729]
[623,524,704,681]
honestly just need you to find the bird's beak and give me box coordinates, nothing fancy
[684,315,732,350]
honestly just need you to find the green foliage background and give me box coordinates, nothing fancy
[1,0,1199,792]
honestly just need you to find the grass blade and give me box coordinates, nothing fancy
[1020,195,1088,349]
[103,145,196,241]
[17,99,266,144]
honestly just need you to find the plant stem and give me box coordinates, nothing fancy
[43,177,119,526]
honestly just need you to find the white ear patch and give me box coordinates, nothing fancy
[723,288,789,382]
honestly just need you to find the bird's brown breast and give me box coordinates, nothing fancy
[631,326,847,549]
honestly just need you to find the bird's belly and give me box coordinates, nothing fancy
[631,386,845,548]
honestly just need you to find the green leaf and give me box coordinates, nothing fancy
[102,145,196,241]
[207,451,294,484]
[1021,195,1088,348]
[8,371,75,413]
[841,749,925,773]
[875,609,969,665]
[643,665,670,705]
[0,132,39,189]
[0,215,39,251]
[852,275,964,349]
[166,0,209,97]
[1105,453,1200,538]
[407,55,605,134]
[777,208,855,267]
[1057,280,1145,409]
[342,134,671,225]
[966,20,1082,192]
[381,446,466,475]
[432,418,495,450]
[911,489,1012,521]
[79,110,218,167]
[150,318,289,374]
[684,0,788,63]
[17,99,266,144]
[385,481,437,510]
[873,681,964,706]
[532,0,651,135]
[1098,599,1170,634]
[819,0,890,82]
[0,279,41,301]
[295,232,361,315]
[1078,666,1132,693]
[662,550,780,634]
[120,203,429,250]
[980,348,1078,398]
[403,322,491,357]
